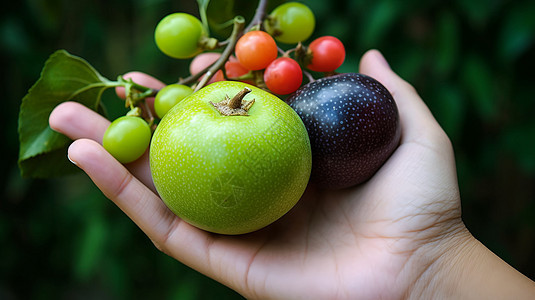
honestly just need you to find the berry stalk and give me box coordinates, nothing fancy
[193,16,245,91]
[245,0,269,32]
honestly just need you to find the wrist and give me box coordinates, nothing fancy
[407,226,535,299]
[406,225,474,299]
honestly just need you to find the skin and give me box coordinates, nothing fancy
[49,50,535,299]
[189,52,225,83]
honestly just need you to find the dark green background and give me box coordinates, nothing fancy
[2,0,534,298]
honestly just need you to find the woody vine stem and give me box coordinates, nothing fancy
[125,0,271,114]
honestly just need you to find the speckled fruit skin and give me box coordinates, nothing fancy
[150,81,312,235]
[286,73,401,190]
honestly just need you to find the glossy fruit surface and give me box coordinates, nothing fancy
[154,13,205,59]
[154,84,193,118]
[225,60,250,79]
[264,57,302,95]
[235,31,278,70]
[307,36,346,72]
[150,81,312,234]
[286,73,400,189]
[103,116,152,164]
[266,2,315,44]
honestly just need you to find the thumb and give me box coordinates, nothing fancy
[358,49,446,146]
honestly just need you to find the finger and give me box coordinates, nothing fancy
[358,49,448,147]
[115,71,166,98]
[49,101,110,144]
[68,140,199,245]
[49,101,155,192]
[67,139,168,229]
[357,50,457,197]
[67,139,223,284]
[356,51,461,232]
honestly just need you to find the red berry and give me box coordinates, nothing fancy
[225,59,249,79]
[235,31,278,70]
[307,36,345,72]
[264,57,303,95]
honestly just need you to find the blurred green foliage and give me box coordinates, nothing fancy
[2,0,535,298]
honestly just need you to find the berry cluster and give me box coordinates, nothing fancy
[103,1,347,164]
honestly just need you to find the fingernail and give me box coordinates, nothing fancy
[375,50,391,69]
[67,153,78,166]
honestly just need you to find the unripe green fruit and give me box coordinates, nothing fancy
[154,84,193,118]
[150,81,312,234]
[154,13,205,59]
[103,116,151,164]
[265,2,315,44]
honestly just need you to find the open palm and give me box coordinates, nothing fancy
[50,50,467,299]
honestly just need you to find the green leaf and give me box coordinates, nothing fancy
[197,0,211,35]
[18,50,115,178]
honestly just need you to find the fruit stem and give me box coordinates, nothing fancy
[197,0,211,36]
[209,87,255,116]
[193,16,245,92]
[118,75,156,94]
[180,0,268,89]
[229,87,251,109]
[303,70,315,83]
[245,0,268,32]
[199,36,219,51]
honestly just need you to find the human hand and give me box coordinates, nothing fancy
[49,50,512,299]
